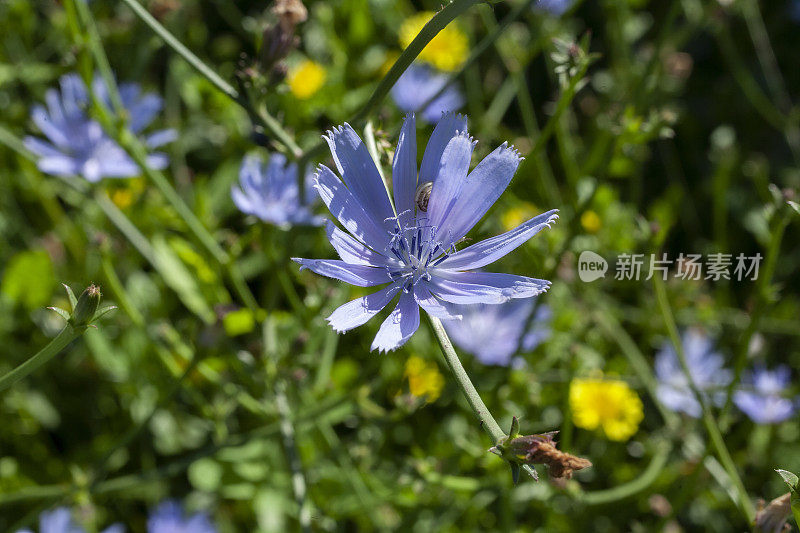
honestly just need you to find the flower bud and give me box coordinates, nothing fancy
[490,421,592,481]
[69,284,102,329]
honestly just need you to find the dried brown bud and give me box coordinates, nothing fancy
[755,493,792,533]
[261,0,307,69]
[272,0,307,26]
[492,430,592,480]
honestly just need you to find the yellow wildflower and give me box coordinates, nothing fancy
[399,12,468,72]
[404,355,444,402]
[580,210,602,233]
[109,177,144,209]
[569,377,643,441]
[501,202,539,232]
[287,60,326,99]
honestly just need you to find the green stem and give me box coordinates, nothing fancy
[721,211,789,423]
[67,3,260,315]
[117,0,301,156]
[0,327,82,393]
[578,440,672,505]
[427,315,537,479]
[275,380,312,532]
[652,276,755,522]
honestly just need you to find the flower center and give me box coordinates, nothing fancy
[384,214,453,293]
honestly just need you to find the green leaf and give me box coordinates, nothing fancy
[777,469,799,492]
[92,305,118,322]
[1,249,56,311]
[47,307,71,322]
[151,235,216,325]
[62,284,78,311]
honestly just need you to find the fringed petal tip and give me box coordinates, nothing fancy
[438,110,468,127]
[542,210,560,228]
[452,129,479,147]
[325,316,350,334]
[322,122,354,143]
[290,257,306,269]
[497,140,524,161]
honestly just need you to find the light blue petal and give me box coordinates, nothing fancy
[293,258,393,287]
[327,283,402,332]
[418,112,468,186]
[392,113,418,220]
[438,142,524,247]
[145,129,177,149]
[370,290,420,352]
[31,105,70,148]
[425,131,475,236]
[438,210,559,270]
[37,155,79,176]
[129,93,163,133]
[324,221,390,267]
[23,136,64,158]
[323,123,395,227]
[413,282,462,319]
[428,278,508,304]
[314,165,393,252]
[433,272,550,303]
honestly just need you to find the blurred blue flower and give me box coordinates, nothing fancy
[231,153,324,227]
[147,500,216,533]
[294,113,557,352]
[534,0,573,16]
[655,329,733,418]
[16,507,123,533]
[734,365,797,424]
[391,63,464,123]
[444,300,551,366]
[23,73,174,183]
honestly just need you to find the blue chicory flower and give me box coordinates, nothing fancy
[231,153,324,228]
[391,63,465,123]
[293,113,558,352]
[147,500,216,533]
[16,507,123,533]
[734,365,797,424]
[534,0,573,16]
[655,329,733,418]
[23,73,174,182]
[443,300,551,366]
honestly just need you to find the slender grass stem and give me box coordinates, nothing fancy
[0,328,82,393]
[652,275,755,522]
[720,210,789,425]
[67,1,261,315]
[427,315,537,480]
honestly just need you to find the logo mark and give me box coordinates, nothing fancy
[578,251,607,282]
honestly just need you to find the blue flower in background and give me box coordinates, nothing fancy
[231,153,324,228]
[655,329,733,418]
[16,507,123,533]
[294,113,557,352]
[24,73,174,182]
[147,500,216,533]
[444,300,551,366]
[534,0,573,16]
[734,365,797,424]
[391,63,465,123]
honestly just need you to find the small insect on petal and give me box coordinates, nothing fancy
[415,181,433,212]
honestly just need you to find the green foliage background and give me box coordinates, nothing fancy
[1,0,799,530]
